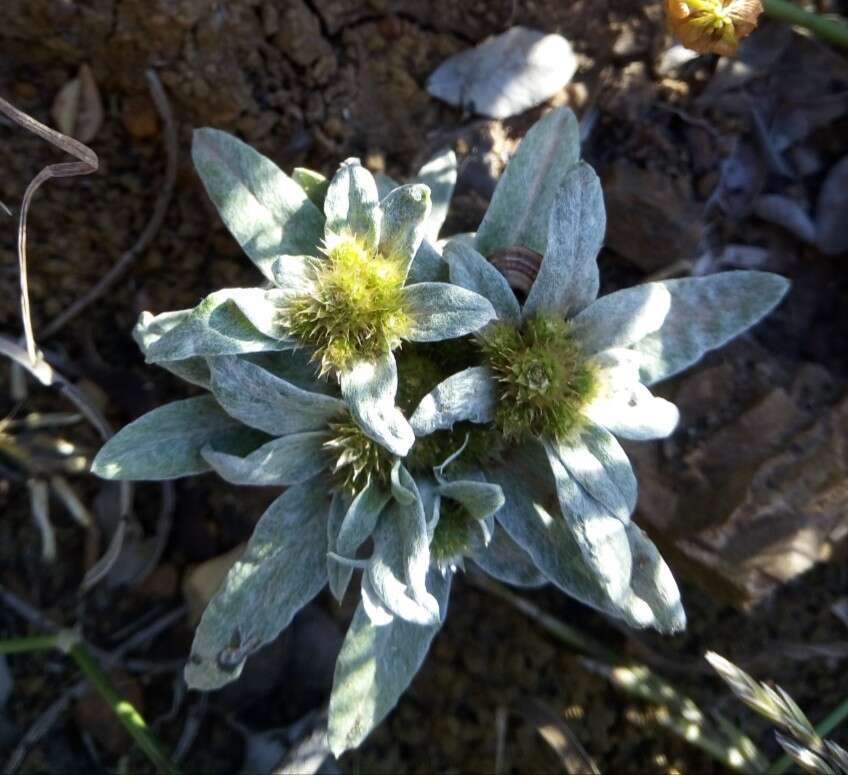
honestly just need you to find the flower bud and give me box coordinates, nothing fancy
[666,0,763,56]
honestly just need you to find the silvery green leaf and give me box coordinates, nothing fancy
[491,460,642,624]
[92,397,261,481]
[523,162,604,320]
[584,350,679,440]
[339,354,414,457]
[403,282,496,342]
[445,240,520,323]
[367,473,439,625]
[410,366,496,436]
[625,524,686,634]
[208,355,345,436]
[548,425,637,523]
[390,464,432,604]
[192,128,324,282]
[328,480,391,601]
[491,453,655,629]
[133,310,211,388]
[438,478,504,522]
[244,349,329,394]
[324,158,381,251]
[327,493,351,602]
[185,484,330,690]
[374,172,398,201]
[389,460,418,503]
[201,431,332,486]
[292,167,329,209]
[541,441,633,603]
[378,184,431,276]
[338,481,391,555]
[629,272,790,386]
[328,570,451,756]
[413,149,457,242]
[470,527,547,588]
[475,107,580,257]
[407,239,448,284]
[427,28,577,120]
[569,282,672,356]
[360,575,395,626]
[145,289,293,362]
[269,255,316,295]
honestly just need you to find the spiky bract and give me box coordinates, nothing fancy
[479,313,598,442]
[324,418,394,493]
[430,500,483,572]
[286,236,410,375]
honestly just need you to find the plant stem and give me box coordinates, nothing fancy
[69,644,180,775]
[0,633,60,654]
[767,694,848,775]
[469,572,768,773]
[762,0,848,48]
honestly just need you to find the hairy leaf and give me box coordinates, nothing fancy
[475,107,580,257]
[570,283,672,356]
[625,524,686,634]
[145,289,293,362]
[491,452,658,629]
[445,240,521,322]
[339,354,415,457]
[328,571,451,756]
[438,479,504,522]
[410,366,497,436]
[133,310,211,388]
[292,167,329,209]
[92,397,260,481]
[523,162,605,319]
[629,272,790,385]
[548,425,637,523]
[407,239,448,284]
[192,128,324,282]
[366,470,438,625]
[208,355,345,436]
[403,282,496,342]
[185,484,330,690]
[328,480,391,601]
[378,184,431,277]
[324,158,381,251]
[584,349,679,440]
[201,431,332,486]
[470,526,547,588]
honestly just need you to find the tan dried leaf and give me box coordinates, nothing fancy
[666,0,763,56]
[51,63,104,143]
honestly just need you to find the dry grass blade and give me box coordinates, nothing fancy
[519,698,601,775]
[707,652,848,775]
[469,571,768,772]
[706,652,819,746]
[825,741,848,773]
[0,96,98,361]
[775,733,837,775]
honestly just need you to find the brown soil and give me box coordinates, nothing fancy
[2,2,847,773]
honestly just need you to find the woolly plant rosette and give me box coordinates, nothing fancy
[92,108,789,757]
[412,108,789,634]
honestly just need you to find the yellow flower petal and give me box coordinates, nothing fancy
[665,0,763,56]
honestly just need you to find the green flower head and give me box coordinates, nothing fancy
[88,108,791,761]
[412,107,790,639]
[141,143,496,457]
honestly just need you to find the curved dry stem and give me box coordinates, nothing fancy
[0,95,98,361]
